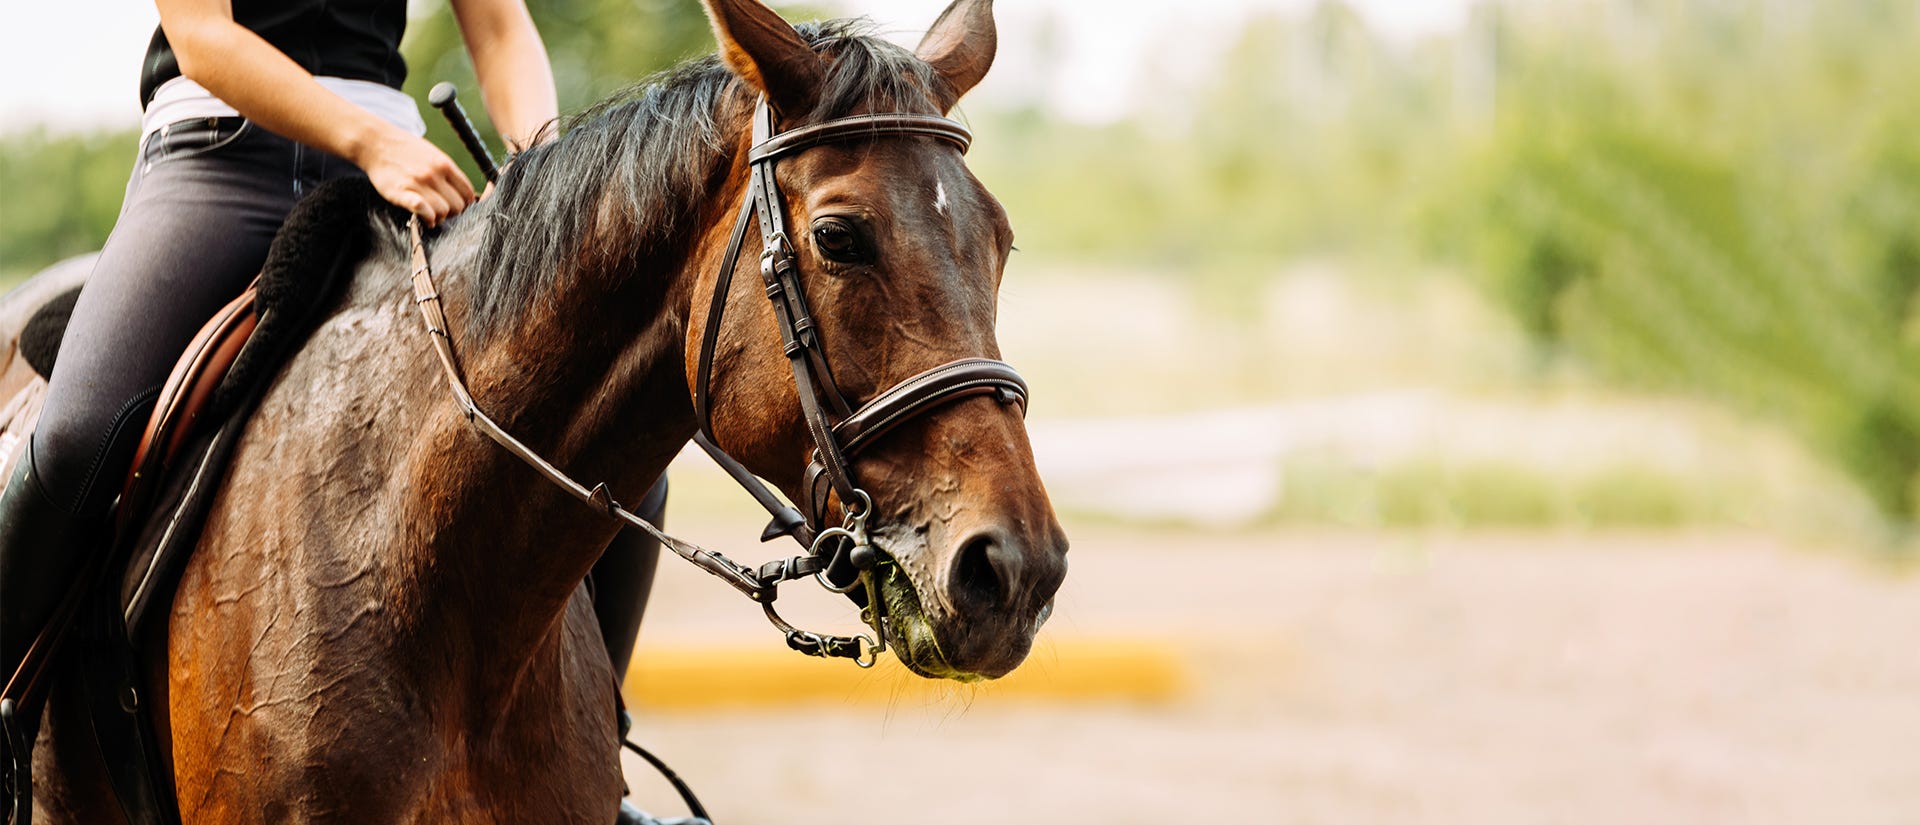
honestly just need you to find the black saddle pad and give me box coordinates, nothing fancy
[20,286,81,379]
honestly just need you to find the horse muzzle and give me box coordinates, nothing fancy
[876,517,1068,681]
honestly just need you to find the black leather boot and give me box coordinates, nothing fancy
[590,475,665,681]
[1,445,94,825]
[1,446,94,683]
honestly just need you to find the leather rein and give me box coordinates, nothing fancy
[406,97,1029,667]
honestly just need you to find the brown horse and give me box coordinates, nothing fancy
[20,0,1066,820]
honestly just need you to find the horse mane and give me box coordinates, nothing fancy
[454,18,945,342]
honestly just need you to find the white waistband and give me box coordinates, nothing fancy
[142,76,425,141]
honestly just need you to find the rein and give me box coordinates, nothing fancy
[406,97,1029,667]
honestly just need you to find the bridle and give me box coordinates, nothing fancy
[407,97,1029,666]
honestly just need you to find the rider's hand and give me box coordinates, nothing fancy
[356,129,477,226]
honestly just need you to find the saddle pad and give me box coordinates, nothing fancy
[19,286,81,379]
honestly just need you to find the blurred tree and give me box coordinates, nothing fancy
[972,0,1460,271]
[1462,0,1920,520]
[0,128,138,279]
[402,0,731,179]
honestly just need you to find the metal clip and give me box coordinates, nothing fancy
[852,635,879,668]
[758,247,778,283]
[588,483,617,515]
[841,489,873,522]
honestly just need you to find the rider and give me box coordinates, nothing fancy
[2,0,551,676]
[2,0,665,795]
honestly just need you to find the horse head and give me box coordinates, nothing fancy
[689,0,1068,681]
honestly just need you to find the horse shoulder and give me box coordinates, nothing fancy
[168,262,446,820]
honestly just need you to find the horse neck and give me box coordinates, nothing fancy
[400,192,714,706]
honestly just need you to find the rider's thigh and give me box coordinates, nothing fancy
[31,119,299,516]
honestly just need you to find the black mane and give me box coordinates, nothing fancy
[455,18,944,342]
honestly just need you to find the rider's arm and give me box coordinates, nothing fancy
[155,0,476,224]
[450,0,560,153]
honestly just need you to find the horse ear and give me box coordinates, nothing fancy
[701,0,824,119]
[916,0,996,112]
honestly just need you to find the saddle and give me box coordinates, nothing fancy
[0,178,387,825]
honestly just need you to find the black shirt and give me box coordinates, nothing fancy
[140,0,408,108]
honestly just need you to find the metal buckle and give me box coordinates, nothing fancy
[759,232,795,283]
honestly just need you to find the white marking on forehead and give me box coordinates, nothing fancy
[934,180,949,215]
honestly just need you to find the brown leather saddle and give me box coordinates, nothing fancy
[120,283,259,524]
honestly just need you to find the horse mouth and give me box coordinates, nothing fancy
[865,560,1002,682]
[872,551,1046,682]
[871,562,966,681]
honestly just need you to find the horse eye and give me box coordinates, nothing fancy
[812,219,867,263]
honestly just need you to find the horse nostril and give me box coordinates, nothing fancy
[949,530,1020,611]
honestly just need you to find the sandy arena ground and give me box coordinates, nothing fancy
[618,521,1920,825]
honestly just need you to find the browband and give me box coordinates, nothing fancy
[748,113,973,164]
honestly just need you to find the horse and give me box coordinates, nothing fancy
[15,0,1067,820]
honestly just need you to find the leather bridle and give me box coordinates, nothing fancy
[408,97,1029,666]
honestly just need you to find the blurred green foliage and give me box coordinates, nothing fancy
[968,3,1452,269]
[1450,1,1920,520]
[0,128,137,279]
[402,0,724,181]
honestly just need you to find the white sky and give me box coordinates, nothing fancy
[0,0,1469,134]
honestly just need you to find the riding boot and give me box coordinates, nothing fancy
[590,475,665,681]
[1,443,93,694]
[0,444,95,823]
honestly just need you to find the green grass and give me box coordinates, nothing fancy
[1263,456,1732,530]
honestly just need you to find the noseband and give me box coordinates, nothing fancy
[407,97,1029,666]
